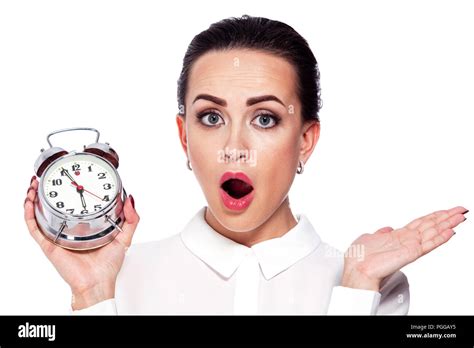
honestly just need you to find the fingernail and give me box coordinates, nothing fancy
[453,231,457,235]
[130,195,135,209]
[463,209,469,215]
[30,176,36,184]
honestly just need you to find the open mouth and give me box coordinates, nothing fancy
[219,172,255,211]
[221,178,254,199]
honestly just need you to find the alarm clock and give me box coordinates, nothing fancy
[33,127,127,250]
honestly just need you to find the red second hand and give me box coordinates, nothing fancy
[70,183,103,201]
[83,188,103,201]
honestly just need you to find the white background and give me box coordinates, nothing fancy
[0,0,472,314]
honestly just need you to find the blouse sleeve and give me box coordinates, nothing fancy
[327,271,410,315]
[70,298,118,315]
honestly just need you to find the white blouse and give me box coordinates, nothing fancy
[72,207,409,315]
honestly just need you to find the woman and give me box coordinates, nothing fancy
[24,15,468,315]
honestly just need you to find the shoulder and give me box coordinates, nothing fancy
[115,233,192,293]
[127,233,183,256]
[119,233,185,272]
[309,241,345,276]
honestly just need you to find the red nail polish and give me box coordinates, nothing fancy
[463,209,469,215]
[30,176,36,184]
[130,195,135,209]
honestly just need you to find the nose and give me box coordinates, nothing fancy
[221,119,250,164]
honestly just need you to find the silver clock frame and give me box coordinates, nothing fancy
[34,128,126,250]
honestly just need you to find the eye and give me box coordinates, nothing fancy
[251,113,280,129]
[197,111,225,127]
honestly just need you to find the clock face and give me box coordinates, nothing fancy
[41,153,119,217]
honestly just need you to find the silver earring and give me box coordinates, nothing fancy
[296,160,304,174]
[187,159,192,171]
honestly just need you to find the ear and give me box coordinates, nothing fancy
[299,121,320,163]
[176,114,188,155]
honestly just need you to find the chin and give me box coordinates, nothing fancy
[213,202,271,233]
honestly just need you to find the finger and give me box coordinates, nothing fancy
[26,179,39,201]
[24,197,53,254]
[406,206,468,230]
[421,228,455,255]
[421,213,466,243]
[375,226,394,234]
[419,206,467,232]
[115,195,139,248]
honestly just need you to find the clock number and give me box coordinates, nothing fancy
[56,202,64,209]
[88,165,93,172]
[103,195,110,202]
[66,208,75,214]
[49,191,58,198]
[72,164,81,171]
[98,173,106,179]
[60,169,67,176]
[103,183,112,190]
[81,209,89,215]
[94,204,102,211]
[52,179,62,186]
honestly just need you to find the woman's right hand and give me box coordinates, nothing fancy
[24,176,140,310]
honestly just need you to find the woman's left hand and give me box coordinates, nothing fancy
[341,206,468,291]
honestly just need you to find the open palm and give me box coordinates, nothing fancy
[342,206,468,290]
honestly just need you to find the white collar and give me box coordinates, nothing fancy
[180,207,321,280]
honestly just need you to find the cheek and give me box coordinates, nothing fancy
[187,121,217,160]
[186,127,221,189]
[252,131,300,196]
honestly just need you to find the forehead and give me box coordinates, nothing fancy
[187,49,298,103]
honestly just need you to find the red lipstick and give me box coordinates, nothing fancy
[219,171,254,211]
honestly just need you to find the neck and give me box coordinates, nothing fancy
[204,197,298,247]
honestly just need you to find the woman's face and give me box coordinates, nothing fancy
[177,49,319,232]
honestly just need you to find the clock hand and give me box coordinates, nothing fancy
[69,183,104,201]
[72,182,87,210]
[62,167,106,208]
[78,189,87,210]
[60,167,77,185]
[83,188,104,201]
[61,168,91,202]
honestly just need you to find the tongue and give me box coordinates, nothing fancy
[222,179,253,199]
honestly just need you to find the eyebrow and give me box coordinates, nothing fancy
[192,94,285,107]
[193,94,227,106]
[246,95,285,107]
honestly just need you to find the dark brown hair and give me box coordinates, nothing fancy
[177,15,322,123]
